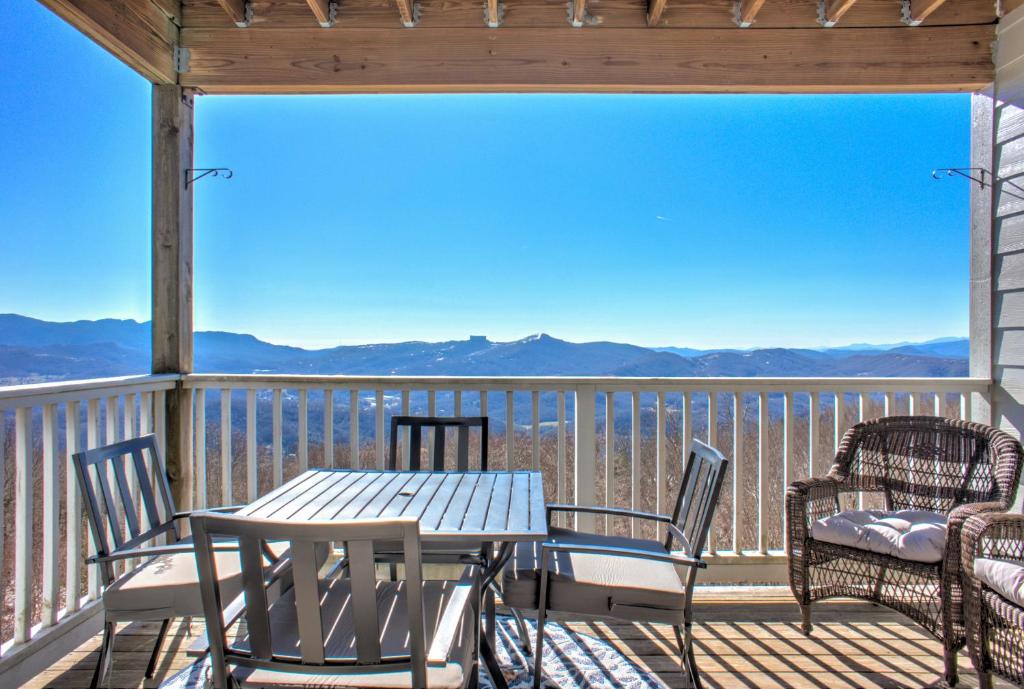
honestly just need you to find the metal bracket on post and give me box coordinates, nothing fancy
[185,168,234,188]
[173,46,191,74]
[816,1,837,27]
[932,167,1024,203]
[733,0,753,28]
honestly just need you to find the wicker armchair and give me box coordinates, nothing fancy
[962,512,1024,689]
[787,416,1023,687]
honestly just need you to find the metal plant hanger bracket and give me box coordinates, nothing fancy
[185,168,234,188]
[932,167,1024,202]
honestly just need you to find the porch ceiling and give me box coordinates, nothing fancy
[37,0,1010,93]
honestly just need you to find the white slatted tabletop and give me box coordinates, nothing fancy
[238,469,548,543]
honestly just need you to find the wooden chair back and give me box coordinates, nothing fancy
[191,514,428,689]
[388,416,488,471]
[72,434,177,585]
[668,439,729,561]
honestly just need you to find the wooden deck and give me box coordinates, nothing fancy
[24,587,1013,689]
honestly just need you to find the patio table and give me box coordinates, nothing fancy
[237,468,548,689]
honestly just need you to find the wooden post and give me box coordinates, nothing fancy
[152,85,195,511]
[969,90,995,425]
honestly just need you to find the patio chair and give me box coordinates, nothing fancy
[962,511,1024,689]
[388,415,488,471]
[190,512,481,689]
[502,439,729,689]
[787,416,1024,687]
[72,434,282,689]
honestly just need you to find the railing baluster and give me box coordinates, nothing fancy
[154,390,167,457]
[630,391,640,538]
[86,398,101,600]
[400,389,411,469]
[682,391,692,468]
[349,389,359,469]
[195,388,206,508]
[834,391,846,455]
[707,391,718,551]
[885,390,896,416]
[246,388,257,501]
[324,389,334,468]
[758,391,768,554]
[531,390,540,470]
[809,391,820,476]
[14,406,33,644]
[454,389,462,416]
[732,391,744,555]
[375,389,385,470]
[298,388,309,473]
[427,389,436,465]
[557,391,566,526]
[858,392,868,509]
[505,391,514,469]
[479,391,488,467]
[42,403,59,628]
[911,391,922,415]
[272,388,283,488]
[573,385,597,533]
[221,389,232,505]
[65,400,81,614]
[962,392,972,421]
[603,391,613,534]
[656,391,667,543]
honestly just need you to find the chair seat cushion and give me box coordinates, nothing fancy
[975,557,1024,609]
[229,578,476,689]
[810,509,947,563]
[103,541,290,620]
[501,527,687,617]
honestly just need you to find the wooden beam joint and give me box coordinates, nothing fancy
[217,0,253,27]
[901,0,946,26]
[734,0,767,28]
[817,0,857,27]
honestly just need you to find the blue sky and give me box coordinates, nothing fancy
[1,0,972,350]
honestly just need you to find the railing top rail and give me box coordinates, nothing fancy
[0,374,180,410]
[182,373,991,394]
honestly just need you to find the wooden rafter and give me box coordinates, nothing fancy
[570,0,586,26]
[735,0,767,27]
[486,0,501,28]
[216,0,251,27]
[902,0,946,25]
[395,0,417,27]
[647,0,668,27]
[305,0,336,27]
[818,0,857,27]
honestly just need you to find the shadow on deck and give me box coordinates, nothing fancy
[24,587,1012,689]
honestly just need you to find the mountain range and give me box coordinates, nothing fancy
[0,314,969,384]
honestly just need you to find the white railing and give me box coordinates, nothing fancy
[0,372,991,680]
[0,374,177,678]
[181,374,991,569]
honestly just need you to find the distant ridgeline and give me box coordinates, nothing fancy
[0,314,969,439]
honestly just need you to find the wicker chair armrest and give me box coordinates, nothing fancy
[961,511,1024,580]
[946,501,1010,580]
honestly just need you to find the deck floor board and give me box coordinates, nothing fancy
[25,588,1013,688]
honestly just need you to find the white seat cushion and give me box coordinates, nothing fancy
[810,509,947,563]
[976,558,1024,609]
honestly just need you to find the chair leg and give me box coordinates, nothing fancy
[532,609,546,689]
[943,646,958,687]
[674,624,703,689]
[976,670,992,689]
[800,603,813,636]
[90,621,116,689]
[145,618,172,679]
[508,606,532,655]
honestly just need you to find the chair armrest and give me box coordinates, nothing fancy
[428,566,480,666]
[540,541,706,569]
[545,503,672,526]
[87,542,224,564]
[961,511,1024,580]
[172,506,243,520]
[946,501,1011,580]
[786,477,841,550]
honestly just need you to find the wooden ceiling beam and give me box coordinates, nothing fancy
[305,0,337,27]
[395,0,417,27]
[818,0,857,27]
[178,24,993,94]
[901,0,947,26]
[647,0,668,27]
[216,0,251,27]
[36,0,177,83]
[734,0,767,28]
